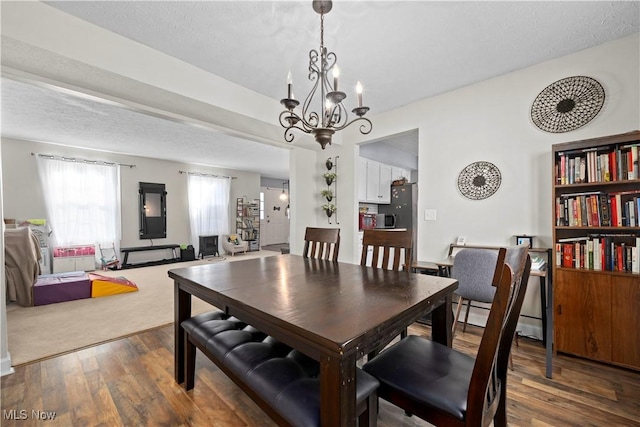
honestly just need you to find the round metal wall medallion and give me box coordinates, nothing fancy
[457,161,501,200]
[530,76,605,133]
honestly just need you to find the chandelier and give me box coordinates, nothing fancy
[279,0,372,149]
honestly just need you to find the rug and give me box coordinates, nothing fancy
[6,250,277,366]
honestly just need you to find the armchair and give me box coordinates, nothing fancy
[222,234,249,256]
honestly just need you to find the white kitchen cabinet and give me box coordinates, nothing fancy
[363,159,392,204]
[391,166,409,182]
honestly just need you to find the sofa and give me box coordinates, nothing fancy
[222,234,249,256]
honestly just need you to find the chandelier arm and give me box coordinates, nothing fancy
[307,111,320,128]
[331,116,373,135]
[324,51,337,82]
[283,126,312,144]
[328,102,348,128]
[279,110,318,133]
[302,77,320,127]
[308,49,320,80]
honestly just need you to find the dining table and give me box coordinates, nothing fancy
[170,254,458,427]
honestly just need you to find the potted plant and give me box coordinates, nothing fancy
[322,172,337,186]
[325,157,333,170]
[321,189,334,202]
[322,203,337,217]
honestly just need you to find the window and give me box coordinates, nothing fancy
[186,174,231,255]
[35,155,121,255]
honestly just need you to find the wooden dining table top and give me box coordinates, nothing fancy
[170,254,458,426]
[170,255,457,357]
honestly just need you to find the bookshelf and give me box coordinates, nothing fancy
[236,198,260,251]
[552,130,640,371]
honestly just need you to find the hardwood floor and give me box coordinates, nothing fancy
[2,322,639,426]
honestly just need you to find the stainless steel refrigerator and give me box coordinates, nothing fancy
[378,183,418,263]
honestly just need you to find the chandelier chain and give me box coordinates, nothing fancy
[320,10,324,49]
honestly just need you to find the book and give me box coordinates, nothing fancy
[557,236,589,243]
[563,244,574,268]
[599,194,611,227]
[579,156,586,183]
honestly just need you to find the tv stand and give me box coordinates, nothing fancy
[120,244,180,269]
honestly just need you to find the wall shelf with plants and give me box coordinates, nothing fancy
[321,157,338,224]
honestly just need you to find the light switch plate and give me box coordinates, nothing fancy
[424,209,437,221]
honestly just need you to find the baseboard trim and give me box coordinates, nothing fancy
[1,352,15,377]
[463,311,543,342]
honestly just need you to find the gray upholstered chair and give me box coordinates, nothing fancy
[452,244,531,337]
[451,248,499,337]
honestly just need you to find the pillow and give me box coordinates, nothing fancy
[228,234,239,245]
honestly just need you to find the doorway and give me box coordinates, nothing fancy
[260,187,290,246]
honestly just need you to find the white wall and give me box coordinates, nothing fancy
[0,144,15,377]
[343,33,640,337]
[1,138,261,260]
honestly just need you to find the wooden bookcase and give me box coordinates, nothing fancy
[552,130,640,371]
[236,198,260,251]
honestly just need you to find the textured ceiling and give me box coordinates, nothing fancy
[2,1,639,177]
[1,78,290,177]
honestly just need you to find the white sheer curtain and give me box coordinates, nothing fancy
[35,155,121,261]
[187,174,231,255]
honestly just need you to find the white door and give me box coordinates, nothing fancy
[260,187,290,246]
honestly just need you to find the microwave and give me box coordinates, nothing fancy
[359,213,377,230]
[375,214,396,229]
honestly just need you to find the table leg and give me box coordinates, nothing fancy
[320,353,356,427]
[545,268,554,379]
[539,277,547,347]
[174,282,192,384]
[431,293,453,347]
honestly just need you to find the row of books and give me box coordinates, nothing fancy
[555,236,640,273]
[556,191,640,227]
[555,143,639,185]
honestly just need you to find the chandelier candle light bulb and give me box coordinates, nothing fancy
[287,71,293,99]
[356,81,363,107]
[333,66,339,91]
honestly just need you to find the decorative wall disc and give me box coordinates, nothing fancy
[457,161,501,200]
[530,76,605,133]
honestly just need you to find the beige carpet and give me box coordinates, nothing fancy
[6,250,277,366]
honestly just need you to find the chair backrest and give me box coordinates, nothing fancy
[451,248,499,303]
[360,229,412,271]
[467,246,531,426]
[302,227,340,261]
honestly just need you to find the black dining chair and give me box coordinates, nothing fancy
[363,246,531,427]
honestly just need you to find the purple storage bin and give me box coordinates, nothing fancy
[33,271,92,306]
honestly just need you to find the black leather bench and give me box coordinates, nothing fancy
[182,311,379,427]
